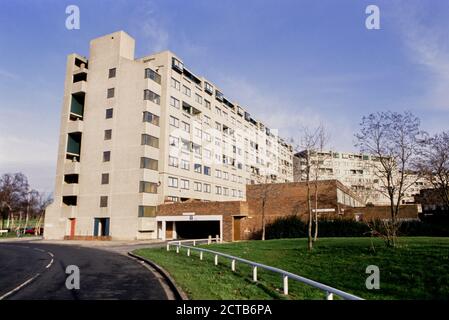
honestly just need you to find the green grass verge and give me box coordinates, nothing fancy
[134,237,449,300]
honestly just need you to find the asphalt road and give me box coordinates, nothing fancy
[0,242,170,300]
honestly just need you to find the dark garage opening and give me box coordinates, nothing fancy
[175,221,220,239]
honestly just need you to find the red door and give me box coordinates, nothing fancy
[70,218,76,238]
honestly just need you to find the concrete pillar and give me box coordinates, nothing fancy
[161,221,166,241]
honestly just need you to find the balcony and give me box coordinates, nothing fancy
[172,57,184,73]
[72,80,87,94]
[67,119,83,133]
[62,183,79,196]
[62,205,77,218]
[64,161,80,174]
[70,92,85,120]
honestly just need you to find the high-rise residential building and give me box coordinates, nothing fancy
[44,31,293,240]
[293,150,430,206]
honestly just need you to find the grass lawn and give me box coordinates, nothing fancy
[134,237,449,300]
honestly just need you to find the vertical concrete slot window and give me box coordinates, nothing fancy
[66,132,82,161]
[69,93,85,120]
[108,68,116,78]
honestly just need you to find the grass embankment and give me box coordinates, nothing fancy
[134,237,449,300]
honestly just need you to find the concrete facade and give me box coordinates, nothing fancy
[44,31,293,241]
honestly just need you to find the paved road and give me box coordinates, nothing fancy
[0,242,170,300]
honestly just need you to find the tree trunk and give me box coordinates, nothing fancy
[307,180,313,251]
[313,180,318,242]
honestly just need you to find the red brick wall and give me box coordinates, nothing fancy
[345,205,419,221]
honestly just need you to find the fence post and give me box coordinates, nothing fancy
[200,251,203,260]
[283,275,289,295]
[253,266,258,282]
[166,243,170,251]
[214,254,218,266]
[176,245,179,254]
[208,235,212,244]
[216,234,219,243]
[193,240,196,246]
[187,248,190,256]
[326,292,334,300]
[231,259,236,272]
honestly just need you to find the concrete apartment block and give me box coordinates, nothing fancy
[293,150,431,206]
[44,31,294,241]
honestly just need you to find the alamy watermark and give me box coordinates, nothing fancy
[365,5,380,30]
[65,265,80,290]
[66,5,80,30]
[365,265,380,290]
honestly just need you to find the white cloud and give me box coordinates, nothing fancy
[395,3,449,110]
[139,1,169,52]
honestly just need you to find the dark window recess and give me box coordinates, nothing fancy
[105,108,113,119]
[172,57,184,73]
[204,82,213,95]
[182,68,201,86]
[141,134,159,148]
[140,157,158,170]
[144,68,161,84]
[107,88,115,98]
[244,112,251,122]
[138,205,157,217]
[104,129,112,140]
[73,72,87,83]
[69,92,85,120]
[103,151,111,162]
[143,89,160,105]
[100,196,108,207]
[66,132,82,159]
[215,90,224,102]
[74,58,88,69]
[142,111,160,126]
[108,68,116,78]
[64,174,79,184]
[63,196,77,206]
[101,173,109,184]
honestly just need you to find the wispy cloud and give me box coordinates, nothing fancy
[0,68,18,80]
[139,1,169,52]
[394,2,449,110]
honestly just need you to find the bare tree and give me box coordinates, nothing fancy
[259,175,282,241]
[292,125,325,250]
[0,173,30,231]
[417,131,449,209]
[355,111,423,247]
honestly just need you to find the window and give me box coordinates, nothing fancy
[167,196,179,202]
[204,115,211,125]
[172,57,184,72]
[215,186,222,195]
[101,173,109,185]
[107,88,115,98]
[194,182,202,192]
[139,181,158,193]
[143,111,160,126]
[103,151,111,162]
[204,132,211,142]
[105,108,113,119]
[204,82,213,94]
[192,143,201,155]
[204,148,211,158]
[100,196,108,207]
[141,134,159,148]
[223,172,229,180]
[181,139,190,151]
[108,68,116,78]
[183,85,191,97]
[195,128,202,138]
[138,206,157,217]
[170,96,180,109]
[144,68,161,84]
[169,135,179,147]
[140,157,158,170]
[181,159,190,170]
[223,187,229,196]
[194,163,202,173]
[171,78,180,90]
[204,99,211,110]
[180,179,189,190]
[215,169,222,178]
[195,94,202,104]
[144,89,160,105]
[215,122,221,131]
[104,129,112,140]
[204,184,211,193]
[169,156,178,167]
[168,176,178,188]
[181,121,190,133]
[204,166,211,176]
[169,116,179,127]
[215,107,222,116]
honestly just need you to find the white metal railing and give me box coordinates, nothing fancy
[167,236,364,300]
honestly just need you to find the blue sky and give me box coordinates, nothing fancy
[1,0,449,192]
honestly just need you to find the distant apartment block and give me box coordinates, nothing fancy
[293,150,430,206]
[44,31,293,240]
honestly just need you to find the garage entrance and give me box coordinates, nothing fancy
[175,221,220,239]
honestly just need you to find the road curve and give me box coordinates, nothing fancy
[0,242,169,300]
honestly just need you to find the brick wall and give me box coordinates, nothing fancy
[345,205,419,221]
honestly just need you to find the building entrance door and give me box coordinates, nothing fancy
[94,218,110,236]
[69,218,76,238]
[233,217,241,241]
